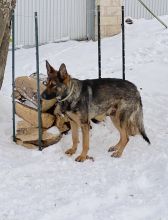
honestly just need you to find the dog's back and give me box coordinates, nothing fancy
[75,78,150,144]
[81,78,139,103]
[76,78,140,118]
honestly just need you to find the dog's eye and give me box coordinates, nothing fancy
[43,81,48,86]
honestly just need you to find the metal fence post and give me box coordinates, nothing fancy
[97,5,101,79]
[34,12,42,151]
[137,0,167,29]
[122,5,125,81]
[12,10,16,142]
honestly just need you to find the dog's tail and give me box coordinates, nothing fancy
[126,98,151,145]
[138,100,151,145]
[140,128,151,144]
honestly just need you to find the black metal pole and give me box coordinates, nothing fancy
[12,10,16,142]
[97,5,101,79]
[122,5,125,80]
[34,12,42,151]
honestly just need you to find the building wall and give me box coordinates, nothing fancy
[15,0,94,47]
[13,0,168,47]
[14,0,122,47]
[125,0,168,19]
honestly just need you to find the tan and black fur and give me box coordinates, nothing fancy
[42,61,150,162]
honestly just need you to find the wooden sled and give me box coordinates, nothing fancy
[14,75,70,149]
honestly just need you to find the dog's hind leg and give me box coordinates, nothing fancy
[65,120,79,156]
[75,123,90,162]
[109,115,129,158]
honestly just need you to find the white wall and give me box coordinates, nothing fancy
[125,0,168,19]
[15,0,94,47]
[15,0,168,47]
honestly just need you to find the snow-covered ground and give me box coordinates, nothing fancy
[0,17,168,220]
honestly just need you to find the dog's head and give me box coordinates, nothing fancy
[42,61,70,100]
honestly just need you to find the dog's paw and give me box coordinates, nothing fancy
[65,148,76,155]
[75,155,87,162]
[86,155,94,162]
[108,146,117,152]
[111,150,122,158]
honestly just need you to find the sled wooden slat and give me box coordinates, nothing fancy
[16,131,61,141]
[16,133,62,149]
[15,102,55,129]
[16,120,62,149]
[16,140,37,149]
[15,76,56,112]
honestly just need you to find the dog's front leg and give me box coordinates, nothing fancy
[75,123,89,162]
[65,120,79,155]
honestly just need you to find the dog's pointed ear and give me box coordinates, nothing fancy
[59,63,68,81]
[46,60,57,76]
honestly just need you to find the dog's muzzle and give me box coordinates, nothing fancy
[41,91,56,100]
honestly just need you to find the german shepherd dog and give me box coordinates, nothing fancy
[42,61,150,162]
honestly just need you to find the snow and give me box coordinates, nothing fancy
[0,16,168,220]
